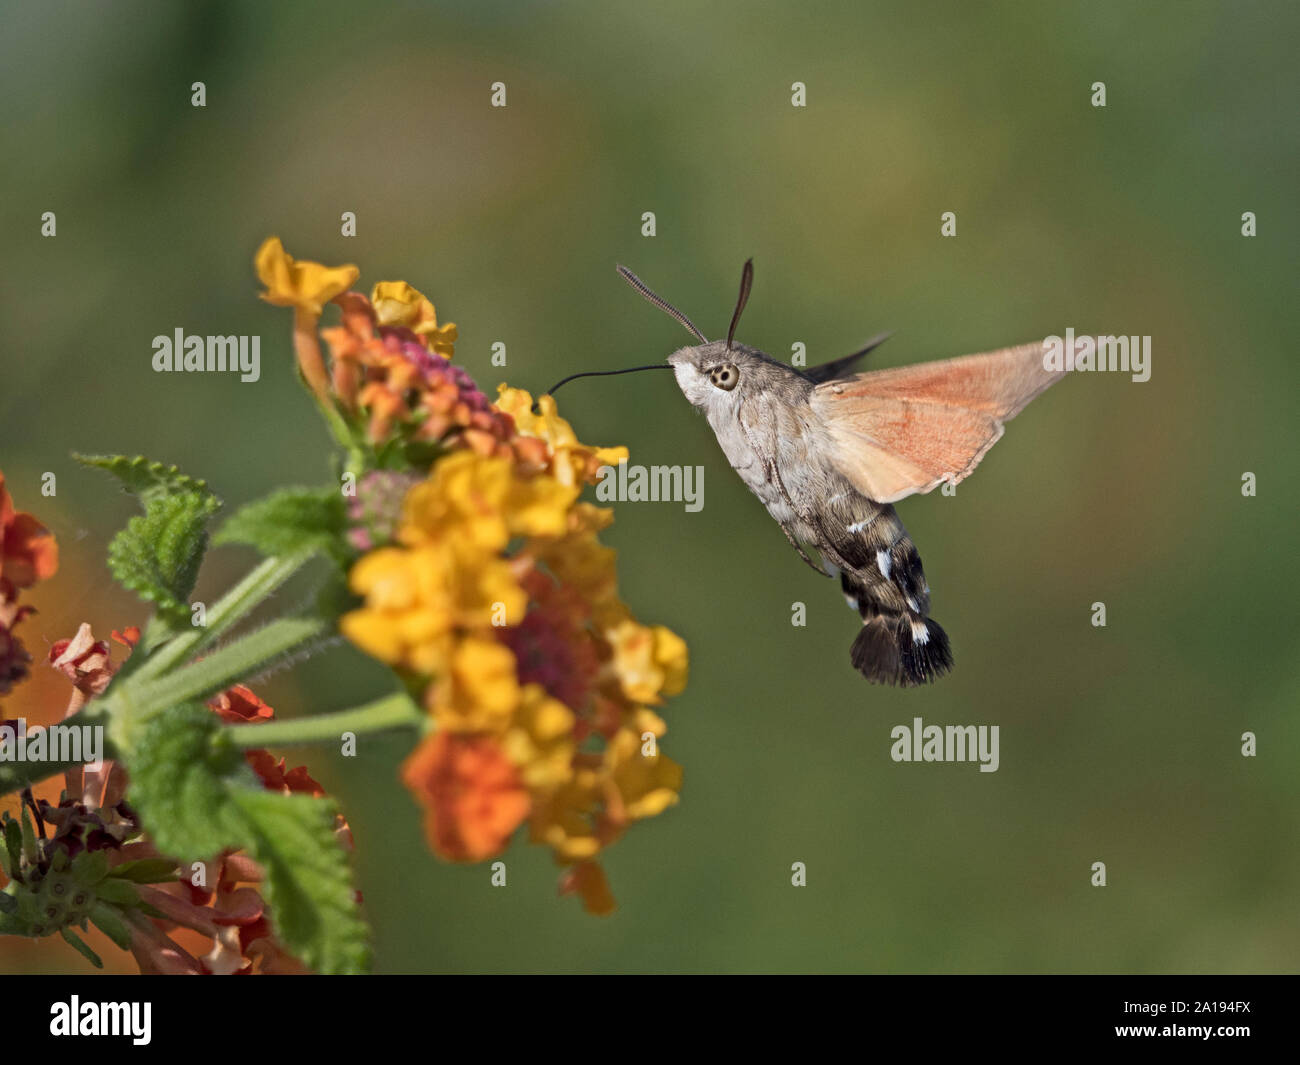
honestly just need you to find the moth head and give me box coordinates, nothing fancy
[618,259,796,412]
[666,341,774,410]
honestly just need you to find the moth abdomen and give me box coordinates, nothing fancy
[849,610,953,688]
[823,501,930,614]
[832,506,949,686]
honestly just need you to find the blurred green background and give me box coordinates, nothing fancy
[2,0,1297,973]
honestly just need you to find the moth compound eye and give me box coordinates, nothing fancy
[710,363,739,391]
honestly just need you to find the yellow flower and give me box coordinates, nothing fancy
[255,237,359,315]
[530,770,604,861]
[650,626,688,697]
[628,706,668,738]
[401,451,578,553]
[341,541,526,675]
[603,727,683,821]
[606,620,690,704]
[532,503,621,620]
[495,386,628,487]
[508,474,581,540]
[370,280,458,357]
[430,637,520,733]
[371,280,427,327]
[501,683,577,789]
[403,451,512,551]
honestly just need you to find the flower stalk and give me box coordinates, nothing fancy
[131,553,311,682]
[107,615,328,748]
[225,690,426,748]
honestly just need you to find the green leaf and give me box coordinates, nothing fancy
[233,789,370,976]
[60,928,104,968]
[75,454,217,506]
[215,486,349,565]
[93,878,143,908]
[107,493,220,623]
[19,807,38,865]
[70,850,110,887]
[105,858,180,884]
[88,903,132,951]
[127,704,254,859]
[127,705,369,974]
[79,454,222,623]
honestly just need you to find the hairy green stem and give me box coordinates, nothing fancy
[130,616,326,713]
[133,554,310,682]
[225,691,426,748]
[307,382,366,469]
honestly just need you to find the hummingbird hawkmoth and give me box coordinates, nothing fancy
[540,260,1072,687]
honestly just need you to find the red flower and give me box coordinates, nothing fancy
[245,749,325,797]
[498,570,599,714]
[207,684,275,724]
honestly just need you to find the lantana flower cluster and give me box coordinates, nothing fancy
[255,238,688,914]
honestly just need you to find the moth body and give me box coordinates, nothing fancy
[668,339,950,686]
[613,260,1071,687]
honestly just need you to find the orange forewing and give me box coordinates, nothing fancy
[809,340,1069,504]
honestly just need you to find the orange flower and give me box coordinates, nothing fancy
[316,288,531,459]
[40,622,138,801]
[0,471,58,597]
[402,732,530,862]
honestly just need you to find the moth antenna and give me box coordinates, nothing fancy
[616,265,709,343]
[726,258,754,350]
[532,363,673,413]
